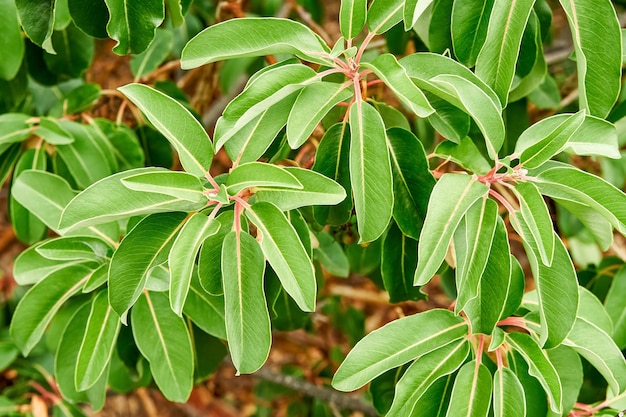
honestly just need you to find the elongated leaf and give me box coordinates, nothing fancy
[562,317,626,394]
[254,167,345,211]
[399,53,502,112]
[340,0,367,39]
[132,292,193,402]
[451,0,494,67]
[381,222,425,303]
[506,332,562,413]
[0,0,25,80]
[55,303,91,403]
[246,202,316,312]
[198,212,233,296]
[546,346,582,417]
[227,162,302,195]
[286,82,352,148]
[350,100,393,243]
[430,74,505,159]
[11,264,93,355]
[515,216,578,348]
[11,170,76,231]
[559,0,621,117]
[169,213,220,315]
[181,18,330,68]
[404,0,435,29]
[109,212,187,318]
[36,236,110,263]
[332,309,469,391]
[445,361,492,417]
[60,168,201,231]
[517,110,586,168]
[368,0,404,34]
[119,84,212,177]
[130,29,174,81]
[475,0,535,106]
[385,127,435,239]
[121,171,207,204]
[313,123,353,225]
[15,0,54,52]
[535,165,626,231]
[415,174,489,286]
[454,198,498,312]
[183,273,227,339]
[221,231,271,374]
[68,0,108,38]
[314,231,349,278]
[605,265,626,349]
[13,242,86,286]
[36,118,73,145]
[10,148,47,244]
[493,368,525,417]
[464,217,512,334]
[513,181,554,265]
[362,54,434,118]
[387,340,469,416]
[0,114,33,145]
[104,0,164,54]
[76,291,120,391]
[43,23,94,79]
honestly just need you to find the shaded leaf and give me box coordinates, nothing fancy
[0,0,25,81]
[104,0,164,54]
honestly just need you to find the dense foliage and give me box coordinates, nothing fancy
[0,0,625,416]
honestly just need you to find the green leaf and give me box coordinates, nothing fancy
[36,236,110,263]
[415,174,489,286]
[361,54,434,118]
[381,222,425,303]
[399,53,502,113]
[562,317,626,394]
[36,117,73,145]
[515,216,578,348]
[13,241,85,286]
[60,168,202,231]
[605,265,626,349]
[385,127,434,239]
[434,137,491,175]
[387,340,469,416]
[340,0,367,39]
[445,360,492,417]
[227,162,303,195]
[451,0,494,67]
[559,0,621,117]
[109,212,187,319]
[43,23,94,78]
[198,211,233,296]
[350,100,393,243]
[286,82,352,148]
[132,292,193,402]
[104,0,164,54]
[246,202,316,312]
[183,273,227,339]
[15,0,55,52]
[221,231,271,374]
[506,332,562,414]
[464,217,512,334]
[121,170,207,204]
[535,165,626,231]
[454,198,498,313]
[513,181,555,266]
[68,0,108,38]
[492,368,525,417]
[10,148,47,244]
[517,110,586,168]
[130,29,174,81]
[313,123,353,226]
[0,114,33,145]
[169,213,220,315]
[546,346,583,417]
[475,0,535,106]
[76,291,121,391]
[430,74,505,159]
[55,303,91,403]
[83,263,109,293]
[119,84,212,177]
[181,18,331,68]
[403,0,435,30]
[368,0,403,34]
[0,0,25,80]
[332,309,469,391]
[313,231,349,278]
[10,264,93,355]
[254,167,346,211]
